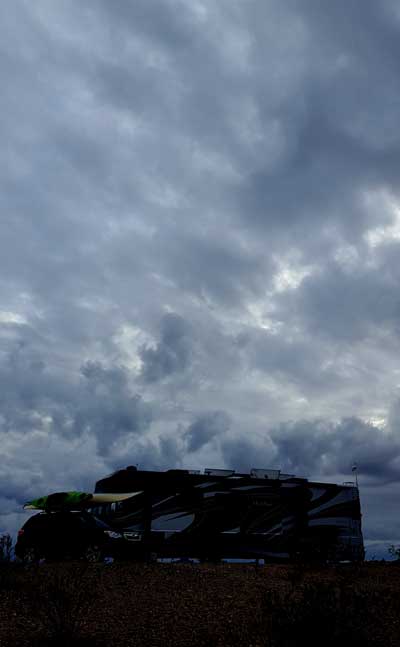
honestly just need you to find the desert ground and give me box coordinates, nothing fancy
[1,561,400,646]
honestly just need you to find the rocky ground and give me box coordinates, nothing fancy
[1,562,400,646]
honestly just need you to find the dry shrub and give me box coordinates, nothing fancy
[0,563,21,592]
[0,534,21,592]
[261,581,385,647]
[28,563,104,646]
[388,545,400,560]
[285,560,309,587]
[0,533,13,562]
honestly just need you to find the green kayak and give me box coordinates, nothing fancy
[23,491,142,511]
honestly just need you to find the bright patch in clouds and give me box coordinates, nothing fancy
[364,190,400,247]
[0,312,27,325]
[272,263,313,293]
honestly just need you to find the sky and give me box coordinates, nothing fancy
[1,0,400,558]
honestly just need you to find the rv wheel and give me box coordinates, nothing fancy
[22,546,41,564]
[82,544,104,563]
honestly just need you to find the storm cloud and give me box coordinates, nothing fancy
[1,0,400,552]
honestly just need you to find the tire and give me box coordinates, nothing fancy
[82,544,104,563]
[21,546,42,564]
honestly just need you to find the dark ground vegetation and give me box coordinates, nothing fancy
[1,559,400,647]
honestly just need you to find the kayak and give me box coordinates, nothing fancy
[23,491,142,511]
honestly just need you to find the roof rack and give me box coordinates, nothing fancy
[204,468,235,476]
[250,468,280,479]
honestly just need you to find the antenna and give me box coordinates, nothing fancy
[351,462,359,488]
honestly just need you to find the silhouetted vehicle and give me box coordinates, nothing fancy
[15,510,124,562]
[92,466,365,563]
[17,465,365,563]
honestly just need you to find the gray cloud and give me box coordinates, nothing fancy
[76,361,153,454]
[273,254,400,343]
[184,411,230,453]
[139,313,192,383]
[270,417,400,483]
[221,414,400,487]
[0,335,153,456]
[222,437,276,475]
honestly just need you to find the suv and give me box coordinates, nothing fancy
[15,510,124,562]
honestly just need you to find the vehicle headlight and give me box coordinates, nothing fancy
[103,530,122,539]
[123,532,142,541]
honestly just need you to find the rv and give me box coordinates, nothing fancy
[91,466,364,562]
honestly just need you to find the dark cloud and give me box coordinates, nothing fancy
[274,256,400,343]
[139,313,192,383]
[184,411,230,453]
[222,437,276,475]
[75,361,153,454]
[237,327,343,392]
[269,417,400,483]
[0,338,153,456]
[221,414,400,487]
